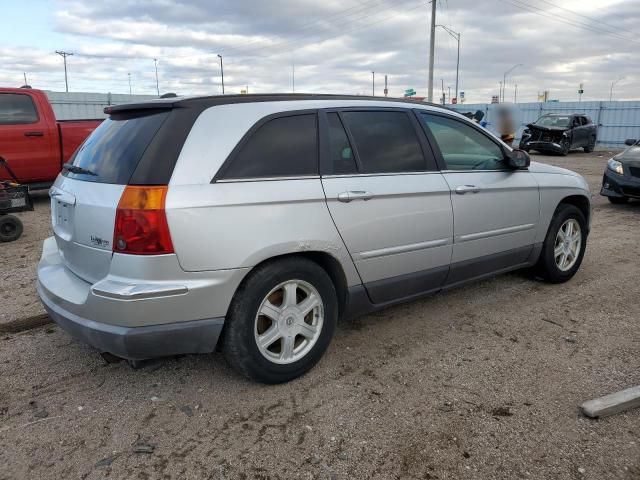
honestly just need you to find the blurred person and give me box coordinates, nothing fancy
[497,106,515,146]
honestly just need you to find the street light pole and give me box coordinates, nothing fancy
[153,58,160,97]
[427,0,436,102]
[217,54,225,94]
[436,25,460,102]
[372,71,375,96]
[609,76,624,102]
[128,73,131,95]
[503,63,523,102]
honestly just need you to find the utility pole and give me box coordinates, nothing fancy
[610,76,624,101]
[217,54,225,94]
[427,0,436,102]
[503,63,523,102]
[441,78,445,104]
[128,73,132,95]
[55,51,73,93]
[436,25,460,102]
[384,75,388,97]
[448,86,451,104]
[153,58,160,97]
[371,71,375,96]
[499,81,503,102]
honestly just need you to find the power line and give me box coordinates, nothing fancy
[533,0,636,38]
[498,0,640,45]
[221,0,425,66]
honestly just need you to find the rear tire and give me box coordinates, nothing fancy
[608,196,628,204]
[0,215,23,242]
[222,257,338,384]
[584,136,596,153]
[535,204,587,283]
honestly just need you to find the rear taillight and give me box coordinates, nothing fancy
[113,186,174,255]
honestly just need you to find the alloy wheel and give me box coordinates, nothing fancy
[554,218,581,271]
[254,280,324,364]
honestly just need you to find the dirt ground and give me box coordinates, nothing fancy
[1,151,639,480]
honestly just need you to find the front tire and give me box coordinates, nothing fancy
[535,204,587,283]
[560,138,571,156]
[222,257,338,383]
[608,196,628,204]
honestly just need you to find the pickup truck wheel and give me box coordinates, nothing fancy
[0,215,23,242]
[584,136,596,153]
[534,204,587,283]
[222,257,338,384]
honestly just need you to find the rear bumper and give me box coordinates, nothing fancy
[36,236,248,360]
[600,170,640,199]
[39,284,224,360]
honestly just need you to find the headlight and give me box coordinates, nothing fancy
[607,158,624,175]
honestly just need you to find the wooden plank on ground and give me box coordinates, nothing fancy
[581,386,640,418]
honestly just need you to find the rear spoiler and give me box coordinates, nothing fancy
[104,101,177,115]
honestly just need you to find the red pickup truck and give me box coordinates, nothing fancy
[0,87,102,187]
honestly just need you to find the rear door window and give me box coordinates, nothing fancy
[220,113,318,179]
[340,111,426,173]
[64,110,169,184]
[326,112,357,174]
[0,93,38,125]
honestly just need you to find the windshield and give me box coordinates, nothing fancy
[535,115,570,128]
[64,110,169,184]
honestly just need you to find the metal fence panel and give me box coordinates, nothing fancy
[45,91,157,120]
[450,101,640,148]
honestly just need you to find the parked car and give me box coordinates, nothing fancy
[0,87,102,187]
[37,94,592,383]
[600,138,640,204]
[519,113,597,155]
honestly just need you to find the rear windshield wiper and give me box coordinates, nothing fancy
[62,163,97,176]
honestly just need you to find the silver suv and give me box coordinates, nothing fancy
[37,95,591,383]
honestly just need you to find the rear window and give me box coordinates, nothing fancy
[64,111,169,184]
[0,93,38,125]
[219,113,318,180]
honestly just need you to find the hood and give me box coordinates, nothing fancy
[526,123,569,132]
[615,145,640,163]
[528,161,581,177]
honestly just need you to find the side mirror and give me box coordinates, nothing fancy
[506,149,530,169]
[625,139,637,146]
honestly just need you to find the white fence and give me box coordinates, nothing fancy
[45,91,157,120]
[449,101,640,148]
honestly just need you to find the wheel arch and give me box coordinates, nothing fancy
[557,194,591,231]
[232,251,351,319]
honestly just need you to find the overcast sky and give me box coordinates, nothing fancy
[0,0,638,103]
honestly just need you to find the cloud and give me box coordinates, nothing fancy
[0,0,638,102]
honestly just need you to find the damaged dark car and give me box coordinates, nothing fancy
[601,138,640,204]
[519,114,597,155]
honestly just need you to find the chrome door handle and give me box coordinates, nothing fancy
[337,190,374,203]
[454,185,480,194]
